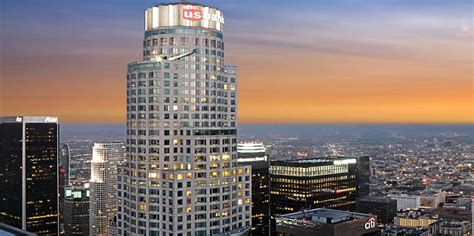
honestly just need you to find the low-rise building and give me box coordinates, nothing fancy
[356,196,397,224]
[394,210,438,229]
[388,194,421,211]
[275,208,379,236]
[429,220,472,236]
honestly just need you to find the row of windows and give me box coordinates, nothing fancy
[127,99,235,108]
[128,80,235,90]
[127,106,235,114]
[127,146,236,154]
[125,153,236,162]
[144,37,224,49]
[125,119,236,128]
[117,220,250,236]
[144,48,224,58]
[128,138,232,145]
[144,28,223,39]
[128,71,236,83]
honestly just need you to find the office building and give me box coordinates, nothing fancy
[356,196,397,224]
[0,116,59,235]
[381,226,429,236]
[355,156,370,197]
[429,220,472,236]
[89,143,125,235]
[394,209,438,229]
[275,208,379,236]
[237,142,270,235]
[59,143,71,233]
[387,194,421,211]
[270,157,368,216]
[117,2,252,235]
[64,186,89,235]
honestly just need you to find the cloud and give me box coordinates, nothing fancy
[456,24,474,38]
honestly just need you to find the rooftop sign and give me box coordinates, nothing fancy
[145,4,224,32]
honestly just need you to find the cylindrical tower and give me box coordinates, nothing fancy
[90,143,125,236]
[118,2,252,236]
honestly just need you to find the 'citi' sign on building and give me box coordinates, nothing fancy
[364,217,376,229]
[183,9,202,21]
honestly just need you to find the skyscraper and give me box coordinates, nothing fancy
[237,142,270,235]
[89,143,125,236]
[60,143,71,187]
[270,156,368,216]
[0,116,59,235]
[64,185,90,235]
[117,2,252,235]
[59,143,71,234]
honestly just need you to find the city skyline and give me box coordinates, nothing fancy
[1,0,472,124]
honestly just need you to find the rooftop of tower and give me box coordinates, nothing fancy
[153,1,220,10]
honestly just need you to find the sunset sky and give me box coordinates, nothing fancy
[1,0,473,124]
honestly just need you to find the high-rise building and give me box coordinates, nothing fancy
[355,156,370,197]
[59,143,71,234]
[64,185,90,235]
[237,142,270,235]
[0,116,59,235]
[89,143,125,236]
[60,143,71,187]
[270,156,368,216]
[356,196,397,224]
[117,2,252,235]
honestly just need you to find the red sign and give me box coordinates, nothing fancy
[183,9,202,21]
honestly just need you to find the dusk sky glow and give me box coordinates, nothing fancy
[1,0,472,124]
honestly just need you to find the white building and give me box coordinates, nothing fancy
[388,194,421,211]
[89,143,125,236]
[117,3,252,236]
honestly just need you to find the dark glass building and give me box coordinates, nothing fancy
[270,156,370,216]
[356,196,397,224]
[0,116,59,235]
[64,186,89,236]
[59,143,71,233]
[237,142,270,235]
[355,156,370,198]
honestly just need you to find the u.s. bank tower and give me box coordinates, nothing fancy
[117,3,252,236]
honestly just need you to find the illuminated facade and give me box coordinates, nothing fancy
[64,186,89,235]
[237,142,270,235]
[0,116,59,235]
[89,143,125,236]
[270,157,369,216]
[117,3,252,235]
[394,210,438,229]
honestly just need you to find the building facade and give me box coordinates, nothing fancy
[117,3,252,235]
[0,116,59,235]
[387,194,421,211]
[270,157,368,216]
[59,143,72,233]
[356,196,397,224]
[64,186,90,235]
[237,142,270,235]
[275,208,379,236]
[89,143,125,235]
[394,210,438,229]
[355,156,370,198]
